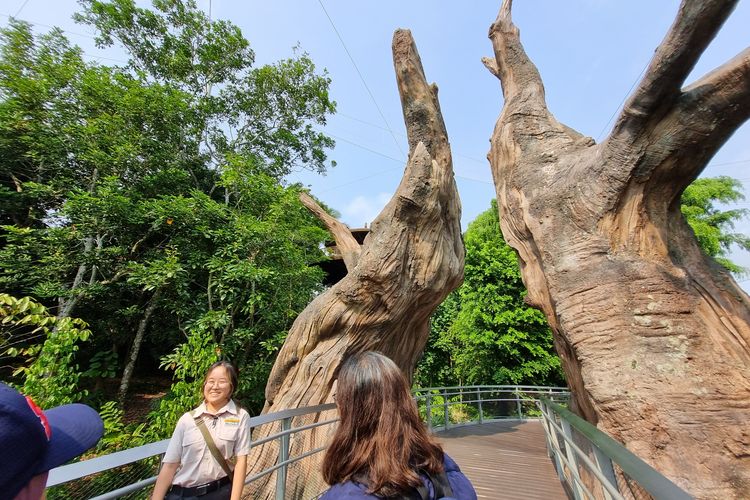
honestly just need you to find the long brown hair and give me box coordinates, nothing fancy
[322,351,444,496]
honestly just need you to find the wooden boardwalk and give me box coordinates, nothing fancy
[437,420,567,500]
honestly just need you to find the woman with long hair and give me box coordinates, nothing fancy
[321,351,476,499]
[152,361,250,500]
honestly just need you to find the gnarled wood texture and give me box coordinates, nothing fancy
[485,0,750,497]
[244,29,464,499]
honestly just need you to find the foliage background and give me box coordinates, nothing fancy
[0,0,336,448]
[1,0,748,462]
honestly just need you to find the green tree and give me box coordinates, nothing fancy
[418,177,750,390]
[75,0,336,181]
[0,0,335,439]
[0,21,86,227]
[0,294,91,408]
[681,176,750,275]
[413,292,458,388]
[416,200,564,388]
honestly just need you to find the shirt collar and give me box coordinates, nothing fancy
[196,399,238,416]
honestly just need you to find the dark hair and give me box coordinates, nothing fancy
[202,360,239,401]
[322,351,444,496]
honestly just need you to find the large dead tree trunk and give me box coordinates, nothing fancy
[484,0,750,497]
[244,30,464,499]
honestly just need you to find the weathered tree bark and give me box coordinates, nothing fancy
[484,0,750,497]
[244,29,464,499]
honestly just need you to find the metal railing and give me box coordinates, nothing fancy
[538,397,693,500]
[47,385,568,499]
[412,385,570,431]
[49,386,690,500]
[47,403,337,500]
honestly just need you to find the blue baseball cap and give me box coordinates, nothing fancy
[0,383,104,498]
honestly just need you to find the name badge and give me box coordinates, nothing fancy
[224,417,240,425]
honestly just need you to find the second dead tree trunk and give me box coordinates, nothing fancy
[483,0,750,497]
[244,30,464,499]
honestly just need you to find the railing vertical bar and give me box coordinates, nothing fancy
[561,418,586,500]
[539,402,598,500]
[426,392,432,430]
[540,401,567,488]
[276,417,291,500]
[593,445,620,500]
[515,388,523,419]
[442,388,449,431]
[477,387,483,424]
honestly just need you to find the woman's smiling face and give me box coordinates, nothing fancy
[203,365,232,409]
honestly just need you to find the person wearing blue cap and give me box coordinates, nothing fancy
[0,382,104,499]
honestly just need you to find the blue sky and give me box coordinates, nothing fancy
[3,0,749,285]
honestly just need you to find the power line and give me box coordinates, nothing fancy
[316,164,493,197]
[0,13,130,65]
[309,124,495,192]
[596,59,650,142]
[316,0,406,159]
[86,54,129,65]
[0,13,98,40]
[335,112,487,165]
[320,127,493,183]
[455,174,493,186]
[708,159,750,168]
[322,130,404,164]
[318,167,404,194]
[337,102,750,174]
[13,0,31,18]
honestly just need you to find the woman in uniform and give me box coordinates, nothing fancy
[152,361,250,500]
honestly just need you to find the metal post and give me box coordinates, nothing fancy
[538,402,554,459]
[593,445,620,500]
[561,419,585,500]
[276,417,291,500]
[477,387,483,424]
[442,388,449,431]
[426,393,432,430]
[515,388,523,419]
[540,402,567,487]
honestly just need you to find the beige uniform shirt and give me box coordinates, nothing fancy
[163,400,251,487]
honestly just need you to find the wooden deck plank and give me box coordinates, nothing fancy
[437,420,567,500]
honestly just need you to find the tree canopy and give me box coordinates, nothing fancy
[0,0,336,444]
[2,3,749,475]
[681,176,750,275]
[416,200,564,388]
[416,183,750,390]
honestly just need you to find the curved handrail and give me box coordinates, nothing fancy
[48,402,337,499]
[48,387,577,498]
[48,403,336,488]
[538,397,693,500]
[412,385,570,431]
[48,438,170,487]
[414,384,569,392]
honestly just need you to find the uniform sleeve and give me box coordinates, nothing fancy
[234,409,252,456]
[163,414,188,463]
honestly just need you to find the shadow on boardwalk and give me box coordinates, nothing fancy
[437,421,566,500]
